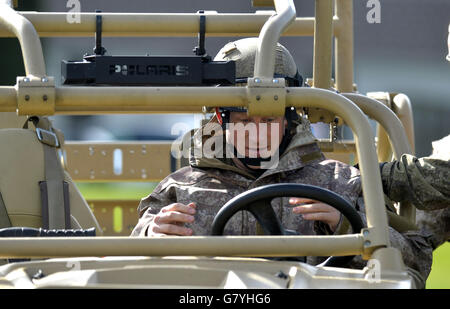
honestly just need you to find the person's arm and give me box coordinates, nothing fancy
[381,154,450,210]
[289,196,433,283]
[289,197,341,232]
[130,180,196,237]
[130,185,169,237]
[147,202,196,237]
[355,200,433,284]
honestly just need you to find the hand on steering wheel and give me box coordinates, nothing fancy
[211,183,365,267]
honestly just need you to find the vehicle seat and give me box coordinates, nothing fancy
[0,118,102,234]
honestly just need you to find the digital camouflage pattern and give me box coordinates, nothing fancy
[380,148,449,211]
[131,116,434,282]
[414,134,450,249]
[416,208,449,250]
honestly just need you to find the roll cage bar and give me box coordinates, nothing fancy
[0,0,415,278]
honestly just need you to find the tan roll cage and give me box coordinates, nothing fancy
[0,0,414,275]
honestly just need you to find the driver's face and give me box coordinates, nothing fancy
[226,112,286,158]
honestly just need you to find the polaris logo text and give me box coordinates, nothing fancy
[109,64,189,76]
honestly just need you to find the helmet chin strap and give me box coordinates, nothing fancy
[234,148,273,167]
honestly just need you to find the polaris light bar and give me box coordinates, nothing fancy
[62,55,235,86]
[61,11,235,86]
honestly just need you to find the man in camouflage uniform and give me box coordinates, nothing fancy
[131,38,440,286]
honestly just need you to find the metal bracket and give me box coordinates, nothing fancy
[93,10,107,56]
[246,77,286,117]
[193,10,207,57]
[16,76,55,116]
[36,128,60,148]
[361,227,388,260]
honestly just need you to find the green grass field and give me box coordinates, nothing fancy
[76,182,156,200]
[426,242,450,289]
[77,182,450,289]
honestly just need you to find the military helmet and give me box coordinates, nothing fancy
[214,37,301,84]
[213,37,302,123]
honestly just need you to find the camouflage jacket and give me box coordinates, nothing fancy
[413,134,450,249]
[380,155,449,211]
[416,208,449,249]
[131,117,433,281]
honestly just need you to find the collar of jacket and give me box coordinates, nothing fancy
[187,115,325,181]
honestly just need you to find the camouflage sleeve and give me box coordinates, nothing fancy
[381,154,450,210]
[321,214,432,286]
[320,197,433,283]
[416,208,450,249]
[130,181,177,237]
[386,227,433,285]
[357,200,432,283]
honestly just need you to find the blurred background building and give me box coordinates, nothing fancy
[1,0,449,156]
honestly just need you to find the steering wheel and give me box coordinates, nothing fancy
[211,183,365,267]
